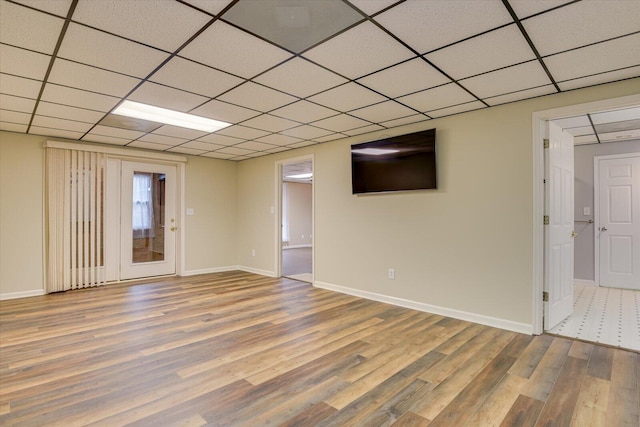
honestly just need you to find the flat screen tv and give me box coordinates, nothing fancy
[351,128,436,194]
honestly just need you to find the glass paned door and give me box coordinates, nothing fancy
[120,161,176,280]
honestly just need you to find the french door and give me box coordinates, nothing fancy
[105,160,177,281]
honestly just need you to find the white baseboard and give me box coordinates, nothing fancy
[0,289,46,300]
[182,266,239,276]
[238,266,277,277]
[574,279,596,286]
[283,244,312,250]
[314,281,532,335]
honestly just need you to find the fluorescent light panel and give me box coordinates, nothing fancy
[286,172,313,179]
[113,100,231,133]
[351,148,399,155]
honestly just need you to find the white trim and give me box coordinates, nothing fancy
[283,244,312,249]
[574,279,596,286]
[177,162,186,276]
[182,266,240,276]
[239,265,277,277]
[532,93,640,335]
[44,140,187,163]
[593,152,640,288]
[0,289,46,300]
[315,281,532,334]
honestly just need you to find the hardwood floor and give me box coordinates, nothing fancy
[0,272,638,426]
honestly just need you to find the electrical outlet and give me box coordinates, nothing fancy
[388,268,395,279]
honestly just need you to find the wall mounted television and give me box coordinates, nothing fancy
[351,128,436,194]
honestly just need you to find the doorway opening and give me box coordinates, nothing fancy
[277,156,313,283]
[534,95,640,352]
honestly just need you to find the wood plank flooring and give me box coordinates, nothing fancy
[0,271,638,426]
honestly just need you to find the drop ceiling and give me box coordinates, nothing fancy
[1,0,639,160]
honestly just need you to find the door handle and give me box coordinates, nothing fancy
[170,226,177,232]
[571,231,578,238]
[600,226,608,231]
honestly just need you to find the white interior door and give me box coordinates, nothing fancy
[544,121,575,330]
[120,161,176,280]
[598,154,640,290]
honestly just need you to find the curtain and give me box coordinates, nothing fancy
[132,173,154,238]
[46,148,105,292]
[282,182,289,243]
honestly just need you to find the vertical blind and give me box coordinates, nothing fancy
[46,148,105,292]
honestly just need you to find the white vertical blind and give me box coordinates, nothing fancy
[46,148,105,292]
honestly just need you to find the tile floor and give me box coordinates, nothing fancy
[548,283,640,352]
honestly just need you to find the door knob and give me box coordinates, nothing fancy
[600,226,607,231]
[170,226,177,232]
[571,231,578,238]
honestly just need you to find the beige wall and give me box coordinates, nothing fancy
[0,131,238,296]
[235,78,640,330]
[284,182,312,247]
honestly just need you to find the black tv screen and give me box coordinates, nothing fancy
[351,129,436,194]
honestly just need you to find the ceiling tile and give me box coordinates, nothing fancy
[72,0,210,52]
[428,101,486,118]
[0,1,64,54]
[201,151,235,160]
[90,124,145,140]
[374,0,512,54]
[223,0,364,53]
[40,84,121,112]
[265,146,291,153]
[311,114,370,132]
[254,57,347,98]
[191,99,260,124]
[425,25,535,80]
[545,33,640,84]
[30,126,83,139]
[127,140,171,151]
[307,83,387,112]
[459,61,551,99]
[271,101,336,123]
[138,133,187,146]
[574,135,599,145]
[343,124,385,136]
[312,133,344,143]
[349,0,399,16]
[48,59,141,97]
[255,133,303,146]
[484,85,557,106]
[129,81,209,112]
[0,45,50,80]
[303,21,414,79]
[196,133,245,145]
[287,140,317,149]
[396,83,476,113]
[215,146,254,156]
[167,146,208,155]
[379,114,427,128]
[31,115,93,132]
[83,134,131,145]
[357,58,450,99]
[233,141,278,151]
[0,74,42,99]
[0,122,28,133]
[509,0,572,19]
[349,101,417,123]
[552,115,591,129]
[242,114,300,132]
[0,110,31,124]
[152,125,208,140]
[598,129,640,142]
[0,94,36,113]
[563,125,593,137]
[180,20,292,79]
[11,0,72,16]
[36,101,105,123]
[180,140,226,151]
[557,66,640,92]
[149,56,244,98]
[181,0,233,15]
[591,107,640,125]
[523,0,640,56]
[215,125,270,140]
[218,82,298,112]
[57,23,169,78]
[281,125,333,139]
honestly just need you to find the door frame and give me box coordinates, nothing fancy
[274,154,314,281]
[594,152,640,287]
[532,93,640,335]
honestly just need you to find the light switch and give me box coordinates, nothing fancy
[583,207,590,216]
[186,208,194,216]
